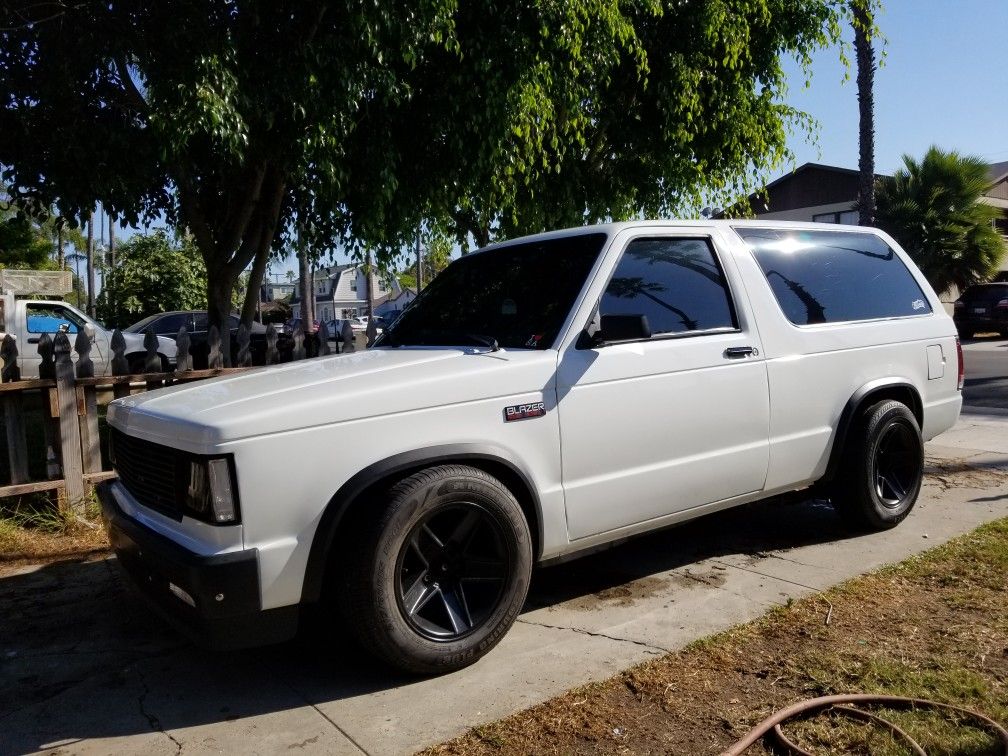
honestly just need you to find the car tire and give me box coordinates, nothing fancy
[339,465,532,674]
[835,400,924,531]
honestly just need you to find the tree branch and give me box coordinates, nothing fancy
[174,164,216,258]
[218,160,267,260]
[115,56,149,113]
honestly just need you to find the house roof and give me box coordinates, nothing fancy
[988,160,1008,185]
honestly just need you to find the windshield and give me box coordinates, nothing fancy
[380,232,607,350]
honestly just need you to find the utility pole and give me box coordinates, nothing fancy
[86,211,96,318]
[108,212,116,324]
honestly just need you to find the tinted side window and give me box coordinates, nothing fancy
[600,238,737,335]
[152,314,189,334]
[735,227,932,325]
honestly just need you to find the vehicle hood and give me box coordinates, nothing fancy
[107,347,556,450]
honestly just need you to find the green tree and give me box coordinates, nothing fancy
[876,147,1005,293]
[96,230,208,328]
[2,0,855,358]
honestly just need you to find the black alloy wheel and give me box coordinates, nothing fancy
[395,504,511,641]
[339,464,532,674]
[836,399,924,531]
[871,422,920,508]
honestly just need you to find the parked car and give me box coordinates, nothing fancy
[282,318,319,336]
[0,296,176,376]
[952,282,1008,338]
[101,221,962,675]
[125,311,292,367]
[348,315,386,333]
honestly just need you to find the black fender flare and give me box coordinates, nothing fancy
[820,378,923,483]
[300,444,544,604]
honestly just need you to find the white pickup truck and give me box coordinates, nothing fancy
[0,270,176,376]
[100,221,962,674]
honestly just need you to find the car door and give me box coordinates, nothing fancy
[557,232,770,541]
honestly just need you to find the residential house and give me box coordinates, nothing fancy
[260,279,296,303]
[375,287,417,320]
[290,264,402,323]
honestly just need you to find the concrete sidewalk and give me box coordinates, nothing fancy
[2,414,1007,756]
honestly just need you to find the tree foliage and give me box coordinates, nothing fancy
[876,147,1005,293]
[1,0,855,348]
[96,230,208,328]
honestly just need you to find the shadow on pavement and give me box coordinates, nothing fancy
[0,494,853,752]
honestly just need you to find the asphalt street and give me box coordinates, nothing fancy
[962,335,1008,411]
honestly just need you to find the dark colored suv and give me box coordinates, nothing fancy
[953,283,1008,338]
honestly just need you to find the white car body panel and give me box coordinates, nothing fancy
[105,220,962,612]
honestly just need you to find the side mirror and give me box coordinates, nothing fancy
[597,314,651,344]
[577,314,651,348]
[83,323,96,341]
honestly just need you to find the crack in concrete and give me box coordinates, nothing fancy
[276,676,371,756]
[516,618,670,654]
[136,668,183,755]
[713,559,823,593]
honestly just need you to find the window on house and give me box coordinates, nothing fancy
[812,210,859,225]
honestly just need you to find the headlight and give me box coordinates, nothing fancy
[183,457,238,524]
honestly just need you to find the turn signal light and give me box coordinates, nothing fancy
[955,337,964,391]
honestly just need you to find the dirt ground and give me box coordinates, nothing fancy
[424,519,1008,756]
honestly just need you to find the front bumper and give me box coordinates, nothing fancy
[99,482,298,649]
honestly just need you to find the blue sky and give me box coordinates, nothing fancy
[782,0,1008,172]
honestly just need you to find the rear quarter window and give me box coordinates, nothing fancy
[734,227,932,325]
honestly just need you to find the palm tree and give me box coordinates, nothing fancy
[852,0,876,226]
[875,147,1005,293]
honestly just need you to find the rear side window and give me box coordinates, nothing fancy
[735,227,932,325]
[601,238,737,335]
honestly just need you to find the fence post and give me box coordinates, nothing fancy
[2,335,28,484]
[235,323,252,367]
[208,326,223,369]
[143,329,162,390]
[75,330,102,476]
[292,324,305,361]
[340,321,354,353]
[110,330,130,400]
[265,324,278,365]
[54,331,85,512]
[36,333,61,478]
[176,326,192,373]
[317,321,331,356]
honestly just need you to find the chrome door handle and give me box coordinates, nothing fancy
[724,346,757,359]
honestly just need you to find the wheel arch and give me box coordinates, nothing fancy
[300,444,544,605]
[821,378,924,483]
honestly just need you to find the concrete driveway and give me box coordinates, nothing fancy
[3,414,1008,756]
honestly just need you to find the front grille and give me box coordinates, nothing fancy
[112,429,182,520]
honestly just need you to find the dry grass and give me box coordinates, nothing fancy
[0,493,109,569]
[424,519,1008,756]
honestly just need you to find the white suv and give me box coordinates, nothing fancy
[100,221,962,673]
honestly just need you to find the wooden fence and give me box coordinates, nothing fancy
[0,320,353,512]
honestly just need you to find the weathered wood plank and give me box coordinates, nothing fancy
[317,321,331,356]
[74,331,102,475]
[0,379,56,393]
[0,479,64,497]
[54,331,85,511]
[3,394,28,484]
[83,470,117,484]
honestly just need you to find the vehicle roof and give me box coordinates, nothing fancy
[476,219,882,255]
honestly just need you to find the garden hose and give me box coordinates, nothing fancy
[721,693,1008,755]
